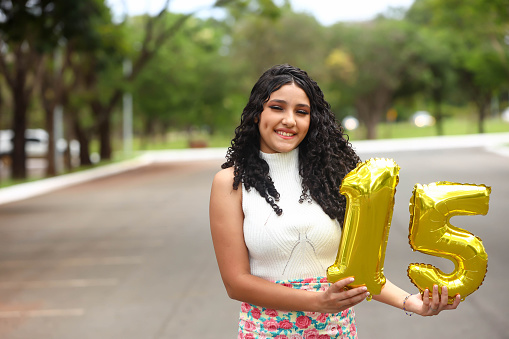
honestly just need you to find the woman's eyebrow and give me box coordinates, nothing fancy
[268,99,287,104]
[296,103,311,108]
[269,99,310,108]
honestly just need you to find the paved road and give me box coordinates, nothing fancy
[0,147,508,339]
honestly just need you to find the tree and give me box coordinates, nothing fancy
[66,11,127,166]
[326,19,422,139]
[390,24,459,136]
[232,11,324,75]
[37,0,117,174]
[130,16,236,142]
[407,0,509,133]
[110,0,283,150]
[227,7,327,117]
[0,0,109,178]
[89,0,272,160]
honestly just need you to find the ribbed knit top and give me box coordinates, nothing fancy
[242,148,341,281]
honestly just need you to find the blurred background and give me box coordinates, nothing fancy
[0,1,509,338]
[0,0,508,184]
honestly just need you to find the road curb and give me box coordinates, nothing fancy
[1,133,508,206]
[0,157,152,206]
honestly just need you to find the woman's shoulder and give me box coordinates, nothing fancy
[213,166,235,186]
[212,167,241,196]
[211,166,242,207]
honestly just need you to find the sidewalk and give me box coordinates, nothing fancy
[1,132,508,206]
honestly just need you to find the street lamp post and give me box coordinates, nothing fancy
[123,59,133,156]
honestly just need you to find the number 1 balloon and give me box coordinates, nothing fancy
[407,182,491,304]
[327,158,399,297]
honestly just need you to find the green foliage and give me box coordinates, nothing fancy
[0,0,110,52]
[129,15,236,134]
[222,0,281,20]
[229,11,325,79]
[2,0,509,180]
[323,18,428,138]
[407,0,509,133]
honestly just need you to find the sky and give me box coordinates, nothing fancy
[107,0,416,25]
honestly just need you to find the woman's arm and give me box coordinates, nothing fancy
[372,279,461,316]
[209,168,369,314]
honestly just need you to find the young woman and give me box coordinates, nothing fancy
[209,64,460,338]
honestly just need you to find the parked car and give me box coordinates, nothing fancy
[0,129,78,159]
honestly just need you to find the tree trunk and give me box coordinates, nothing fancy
[0,81,3,185]
[434,110,444,136]
[365,115,378,140]
[98,114,112,160]
[355,105,379,140]
[74,120,92,166]
[161,121,170,143]
[3,47,44,180]
[355,87,393,140]
[475,94,490,134]
[91,95,118,162]
[44,107,56,176]
[432,101,444,136]
[142,117,156,150]
[11,76,28,179]
[432,89,444,136]
[63,112,74,171]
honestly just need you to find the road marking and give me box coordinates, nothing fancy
[0,279,118,289]
[0,240,164,253]
[61,256,144,266]
[0,308,84,318]
[0,256,143,268]
[94,240,164,248]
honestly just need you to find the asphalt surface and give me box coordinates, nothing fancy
[0,134,508,339]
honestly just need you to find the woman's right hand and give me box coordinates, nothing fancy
[317,277,369,313]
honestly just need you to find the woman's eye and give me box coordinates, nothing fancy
[297,110,309,115]
[270,106,283,111]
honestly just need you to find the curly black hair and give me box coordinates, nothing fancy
[222,64,360,223]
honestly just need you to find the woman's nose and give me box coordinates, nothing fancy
[282,112,296,127]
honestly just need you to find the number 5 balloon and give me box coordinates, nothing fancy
[408,182,491,304]
[327,158,399,296]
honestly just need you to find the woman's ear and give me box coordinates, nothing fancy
[254,116,259,124]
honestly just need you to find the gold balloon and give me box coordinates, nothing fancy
[327,158,400,296]
[408,182,491,304]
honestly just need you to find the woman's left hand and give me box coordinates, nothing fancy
[405,285,461,316]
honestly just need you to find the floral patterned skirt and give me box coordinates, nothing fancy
[238,277,357,339]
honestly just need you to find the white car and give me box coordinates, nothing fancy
[0,129,77,158]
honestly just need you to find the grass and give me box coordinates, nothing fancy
[134,117,509,150]
[131,130,234,151]
[347,117,509,142]
[0,176,40,188]
[1,117,508,189]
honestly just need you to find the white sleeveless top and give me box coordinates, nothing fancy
[242,148,341,281]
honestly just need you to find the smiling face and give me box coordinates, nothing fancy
[258,83,311,154]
